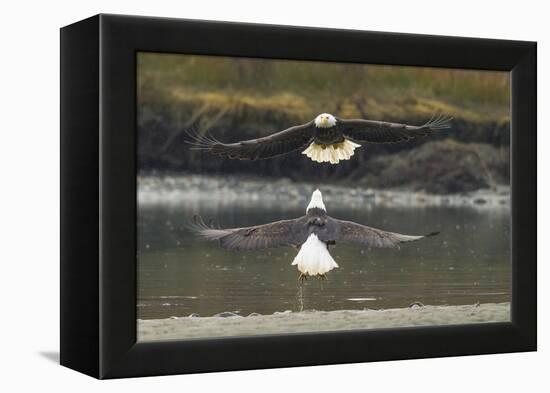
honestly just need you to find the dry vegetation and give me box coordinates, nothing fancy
[138,53,509,125]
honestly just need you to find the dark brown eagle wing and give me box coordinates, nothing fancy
[317,216,439,248]
[336,114,452,144]
[188,215,309,251]
[186,121,315,160]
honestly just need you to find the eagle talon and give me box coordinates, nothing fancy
[298,273,308,283]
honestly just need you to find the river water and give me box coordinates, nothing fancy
[137,193,511,320]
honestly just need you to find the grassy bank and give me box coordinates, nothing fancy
[138,53,510,124]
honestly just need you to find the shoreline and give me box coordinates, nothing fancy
[137,174,510,210]
[137,302,510,341]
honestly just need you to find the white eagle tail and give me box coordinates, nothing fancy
[302,140,361,164]
[292,233,339,276]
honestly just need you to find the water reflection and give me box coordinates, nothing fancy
[137,201,510,319]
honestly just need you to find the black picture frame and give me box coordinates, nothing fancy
[60,13,536,379]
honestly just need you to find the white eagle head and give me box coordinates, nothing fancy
[306,189,326,213]
[314,113,337,128]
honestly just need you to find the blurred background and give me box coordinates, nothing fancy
[137,53,511,320]
[137,52,510,193]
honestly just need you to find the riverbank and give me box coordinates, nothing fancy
[137,302,510,341]
[137,174,510,210]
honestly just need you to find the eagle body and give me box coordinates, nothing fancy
[186,112,452,165]
[190,189,439,281]
[313,124,345,145]
[291,206,337,276]
[304,116,362,163]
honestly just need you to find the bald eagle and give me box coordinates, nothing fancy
[190,190,439,282]
[186,113,452,164]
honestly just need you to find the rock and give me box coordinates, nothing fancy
[409,301,425,309]
[274,310,292,315]
[360,140,509,194]
[188,313,200,318]
[213,311,241,318]
[247,312,262,317]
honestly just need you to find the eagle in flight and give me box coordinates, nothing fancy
[187,113,452,164]
[190,190,439,282]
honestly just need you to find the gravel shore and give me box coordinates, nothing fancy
[138,302,510,341]
[138,174,510,210]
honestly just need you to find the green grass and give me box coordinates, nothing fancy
[137,52,510,126]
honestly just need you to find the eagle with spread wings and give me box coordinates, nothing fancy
[190,189,439,282]
[187,113,452,165]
